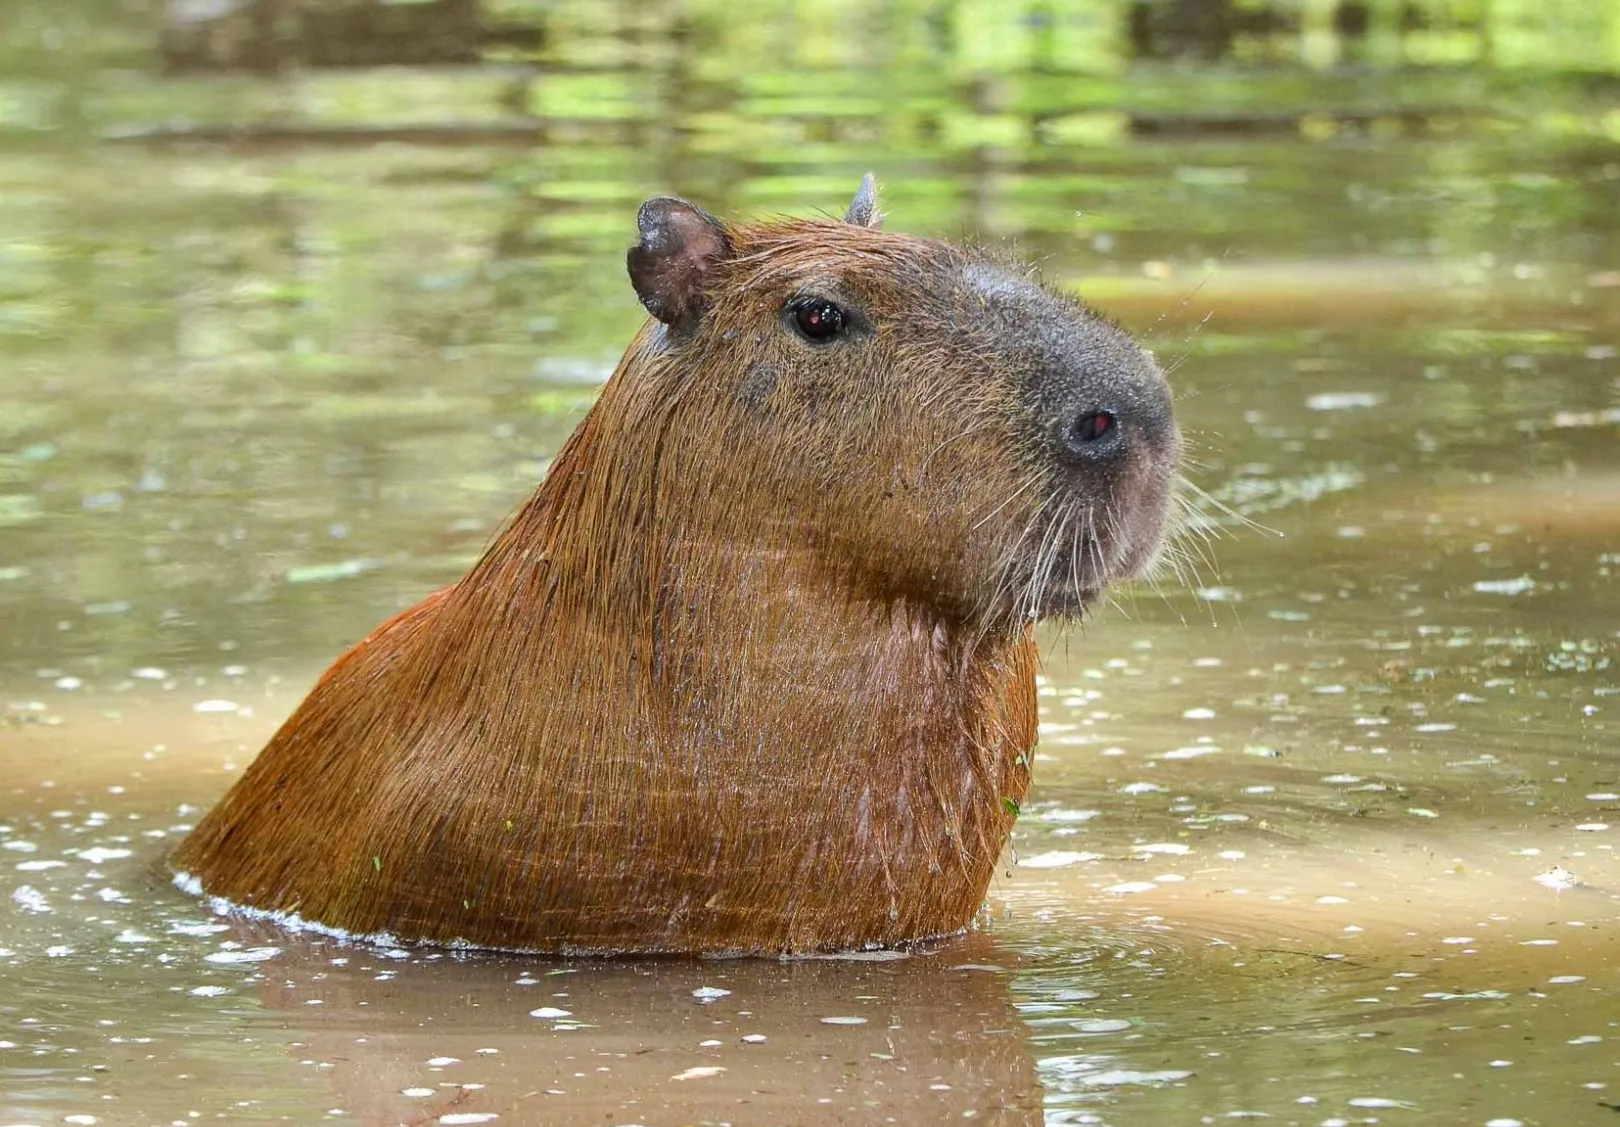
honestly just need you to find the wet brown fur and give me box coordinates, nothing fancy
[172,193,1176,954]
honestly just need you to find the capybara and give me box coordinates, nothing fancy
[172,177,1182,954]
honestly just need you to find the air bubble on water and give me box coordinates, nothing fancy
[1019,851,1101,868]
[1535,867,1581,891]
[169,921,228,937]
[1075,1019,1132,1034]
[77,847,132,864]
[1037,808,1100,823]
[203,946,280,964]
[1037,1055,1192,1088]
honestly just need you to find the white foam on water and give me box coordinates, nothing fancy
[172,869,940,961]
[11,885,48,913]
[1019,851,1101,869]
[77,847,133,864]
[172,870,410,951]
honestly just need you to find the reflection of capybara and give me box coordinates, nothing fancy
[244,927,1043,1127]
[173,177,1182,954]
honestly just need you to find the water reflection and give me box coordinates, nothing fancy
[1,787,1049,1125]
[162,0,541,74]
[3,0,1619,1124]
[248,937,1043,1126]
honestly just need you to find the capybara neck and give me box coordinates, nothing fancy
[173,179,1181,954]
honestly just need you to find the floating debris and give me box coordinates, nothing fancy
[1535,867,1582,891]
[203,946,280,964]
[1473,576,1535,596]
[1018,851,1102,869]
[1307,392,1384,411]
[1104,881,1158,895]
[671,1066,726,1080]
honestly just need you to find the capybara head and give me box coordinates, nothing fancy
[616,178,1181,636]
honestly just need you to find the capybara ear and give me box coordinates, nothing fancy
[844,173,883,229]
[627,197,733,332]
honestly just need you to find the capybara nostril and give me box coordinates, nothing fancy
[1060,407,1123,461]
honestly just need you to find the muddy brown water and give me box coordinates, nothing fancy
[2,3,1618,1125]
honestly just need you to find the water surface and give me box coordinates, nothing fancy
[2,2,1618,1124]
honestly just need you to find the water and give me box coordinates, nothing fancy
[3,2,1618,1123]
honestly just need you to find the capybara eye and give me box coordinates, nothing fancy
[788,297,846,342]
[1070,411,1115,443]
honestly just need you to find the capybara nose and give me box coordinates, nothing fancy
[1056,393,1175,467]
